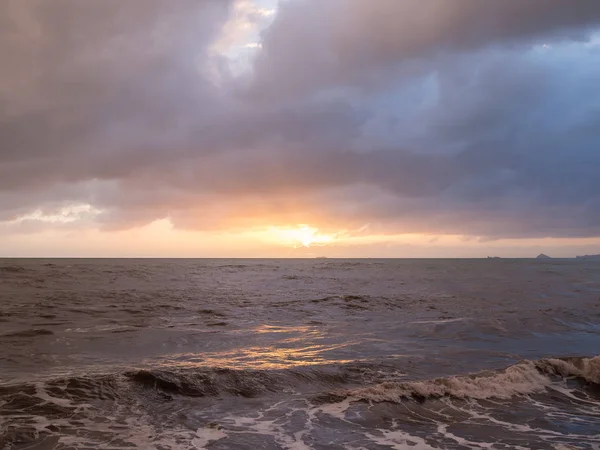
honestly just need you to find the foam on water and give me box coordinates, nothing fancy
[365,429,440,449]
[346,360,551,402]
[192,426,228,449]
[1,357,599,448]
[2,258,600,448]
[541,355,600,384]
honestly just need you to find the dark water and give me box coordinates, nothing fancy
[1,259,599,449]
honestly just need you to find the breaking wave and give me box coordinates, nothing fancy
[2,357,599,449]
[1,356,598,407]
[331,355,600,403]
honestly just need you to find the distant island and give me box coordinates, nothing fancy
[536,253,552,259]
[575,254,600,260]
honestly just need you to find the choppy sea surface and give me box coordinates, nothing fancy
[1,258,599,449]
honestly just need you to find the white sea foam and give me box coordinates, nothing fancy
[437,424,495,449]
[365,429,439,449]
[539,355,600,384]
[192,425,228,449]
[349,360,553,402]
[219,400,317,450]
[317,398,353,420]
[3,259,600,449]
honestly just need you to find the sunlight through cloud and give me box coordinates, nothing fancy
[267,225,337,248]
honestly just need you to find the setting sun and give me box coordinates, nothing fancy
[267,225,336,248]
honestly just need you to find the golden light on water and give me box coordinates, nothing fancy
[160,325,359,370]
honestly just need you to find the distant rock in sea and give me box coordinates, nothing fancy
[575,254,600,260]
[487,256,501,259]
[536,253,552,259]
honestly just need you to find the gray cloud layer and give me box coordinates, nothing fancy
[1,0,600,238]
[250,0,600,98]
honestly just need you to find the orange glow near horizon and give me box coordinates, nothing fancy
[265,225,337,248]
[2,217,600,258]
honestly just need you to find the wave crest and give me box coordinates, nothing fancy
[125,368,282,398]
[335,356,600,403]
[537,355,600,384]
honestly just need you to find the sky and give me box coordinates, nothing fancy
[1,0,600,258]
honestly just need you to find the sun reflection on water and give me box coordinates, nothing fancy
[157,324,359,370]
[165,345,356,370]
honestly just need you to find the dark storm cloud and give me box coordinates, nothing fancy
[0,0,232,186]
[1,0,600,239]
[250,0,600,98]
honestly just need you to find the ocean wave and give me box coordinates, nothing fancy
[2,358,599,449]
[538,355,600,384]
[124,364,394,398]
[333,355,600,403]
[0,363,402,406]
[2,328,54,338]
[0,265,27,273]
[125,368,282,398]
[218,264,248,269]
[197,309,227,317]
[1,357,598,408]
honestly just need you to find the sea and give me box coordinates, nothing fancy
[1,258,599,449]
